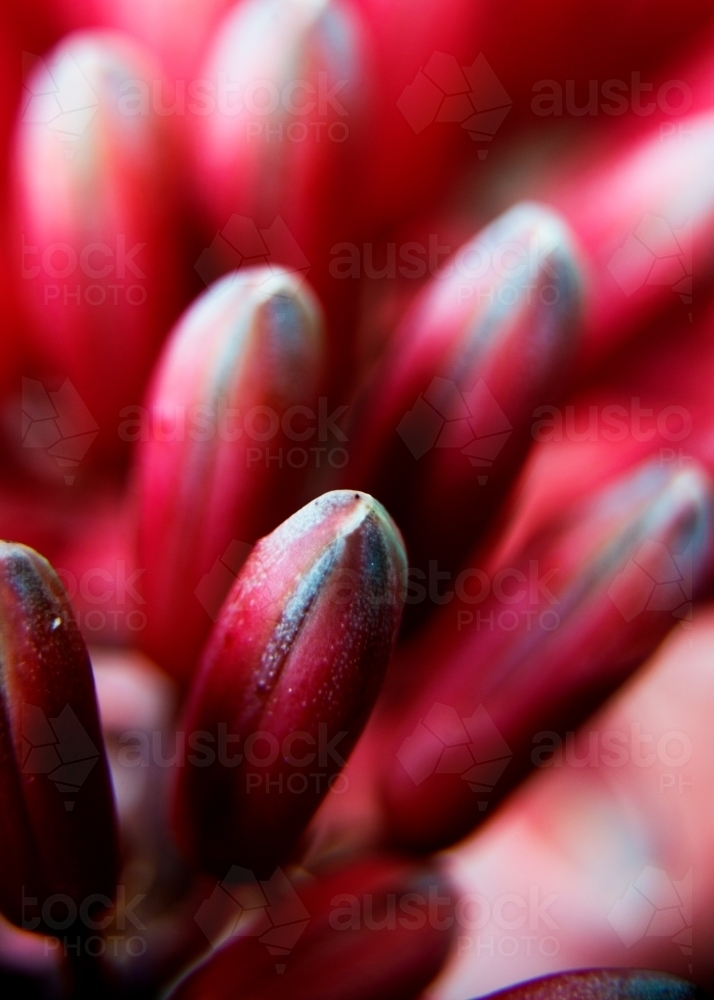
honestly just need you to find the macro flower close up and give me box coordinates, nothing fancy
[1,3,714,1000]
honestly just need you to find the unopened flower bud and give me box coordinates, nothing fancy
[173,490,406,877]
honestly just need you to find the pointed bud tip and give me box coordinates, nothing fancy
[174,493,407,875]
[287,489,406,554]
[0,541,118,930]
[251,489,409,615]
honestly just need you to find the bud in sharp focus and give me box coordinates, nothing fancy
[168,856,452,1000]
[14,31,181,457]
[172,490,406,877]
[379,460,712,851]
[478,970,703,1000]
[137,267,325,683]
[0,542,117,931]
[348,202,581,611]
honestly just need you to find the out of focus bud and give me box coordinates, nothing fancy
[51,0,235,81]
[348,202,581,617]
[379,460,712,850]
[554,109,714,368]
[168,856,452,1000]
[173,490,406,877]
[137,267,325,683]
[480,970,703,1000]
[0,543,117,931]
[192,0,367,369]
[14,31,181,458]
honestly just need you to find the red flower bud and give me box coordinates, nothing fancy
[14,31,182,458]
[379,460,712,850]
[168,856,453,1000]
[137,267,325,683]
[172,490,406,877]
[554,108,714,368]
[347,202,581,617]
[191,0,368,369]
[0,542,118,932]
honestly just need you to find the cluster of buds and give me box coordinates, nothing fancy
[2,2,714,1000]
